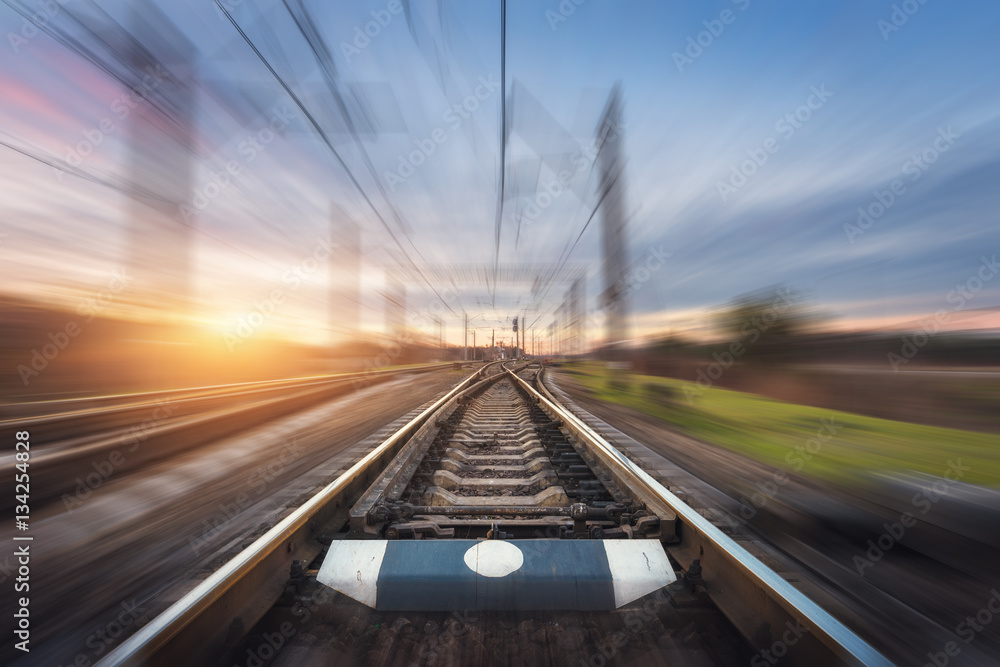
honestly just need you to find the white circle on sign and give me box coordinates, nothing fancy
[463,541,524,578]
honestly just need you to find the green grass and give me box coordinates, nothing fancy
[560,362,1000,489]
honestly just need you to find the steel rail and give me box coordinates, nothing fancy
[525,368,891,667]
[1,363,469,512]
[99,360,889,666]
[0,362,455,423]
[96,362,495,667]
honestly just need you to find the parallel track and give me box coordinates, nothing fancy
[97,362,891,666]
[0,363,453,510]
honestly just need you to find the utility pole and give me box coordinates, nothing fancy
[512,316,519,359]
[523,310,528,358]
[463,312,468,361]
[597,85,629,353]
[492,329,495,361]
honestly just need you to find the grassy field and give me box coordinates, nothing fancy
[559,362,1000,489]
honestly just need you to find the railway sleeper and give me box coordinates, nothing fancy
[336,373,676,611]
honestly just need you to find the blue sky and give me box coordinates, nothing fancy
[1,0,998,345]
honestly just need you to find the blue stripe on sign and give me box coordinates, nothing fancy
[490,540,615,610]
[376,540,616,611]
[378,540,477,610]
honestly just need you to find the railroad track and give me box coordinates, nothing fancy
[97,362,892,666]
[0,363,454,511]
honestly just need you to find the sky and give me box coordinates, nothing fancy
[1,0,998,348]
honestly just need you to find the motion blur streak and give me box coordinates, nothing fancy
[1,1,998,665]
